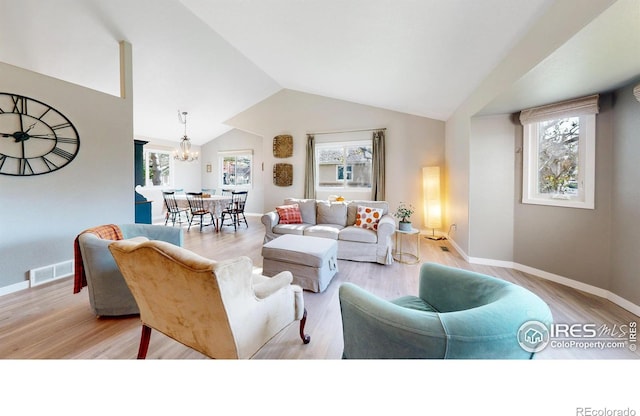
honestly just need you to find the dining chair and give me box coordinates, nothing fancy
[220,191,248,231]
[186,192,216,231]
[220,189,234,220]
[162,191,189,226]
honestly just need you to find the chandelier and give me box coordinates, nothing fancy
[174,111,199,162]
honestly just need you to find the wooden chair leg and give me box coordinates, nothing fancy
[137,325,152,359]
[299,308,311,344]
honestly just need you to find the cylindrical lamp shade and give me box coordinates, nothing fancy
[423,166,442,230]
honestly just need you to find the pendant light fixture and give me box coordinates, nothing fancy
[174,110,198,162]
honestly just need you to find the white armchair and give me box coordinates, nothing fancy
[108,239,309,359]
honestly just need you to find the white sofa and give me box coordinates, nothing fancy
[262,198,395,265]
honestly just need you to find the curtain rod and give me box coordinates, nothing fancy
[307,127,386,136]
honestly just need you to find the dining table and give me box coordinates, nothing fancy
[164,194,232,231]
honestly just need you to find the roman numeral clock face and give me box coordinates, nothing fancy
[0,93,80,176]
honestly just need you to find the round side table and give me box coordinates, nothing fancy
[392,228,420,264]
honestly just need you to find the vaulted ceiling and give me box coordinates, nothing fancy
[1,0,638,145]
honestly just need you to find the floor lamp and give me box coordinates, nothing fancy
[423,166,444,240]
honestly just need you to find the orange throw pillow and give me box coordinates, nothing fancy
[276,204,303,224]
[355,206,383,230]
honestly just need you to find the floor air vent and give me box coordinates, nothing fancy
[29,260,74,287]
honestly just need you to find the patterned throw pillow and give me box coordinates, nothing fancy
[276,204,303,224]
[355,206,383,230]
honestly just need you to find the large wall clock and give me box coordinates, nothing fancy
[0,92,80,176]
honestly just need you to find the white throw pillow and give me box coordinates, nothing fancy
[316,200,347,226]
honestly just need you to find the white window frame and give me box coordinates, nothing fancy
[144,148,174,188]
[315,139,372,192]
[522,114,596,209]
[336,165,353,182]
[218,150,253,189]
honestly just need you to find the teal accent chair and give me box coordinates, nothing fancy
[339,262,553,359]
[75,224,183,317]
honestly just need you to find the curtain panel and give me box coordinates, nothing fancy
[304,134,315,199]
[372,130,385,201]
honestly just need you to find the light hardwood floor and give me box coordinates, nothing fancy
[1,215,638,360]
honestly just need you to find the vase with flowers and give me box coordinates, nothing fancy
[394,202,415,231]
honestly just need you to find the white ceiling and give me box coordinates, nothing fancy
[479,0,640,115]
[1,0,638,145]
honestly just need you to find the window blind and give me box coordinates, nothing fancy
[519,94,599,125]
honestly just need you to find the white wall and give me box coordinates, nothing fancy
[444,116,471,252]
[225,89,445,229]
[0,57,133,291]
[606,80,640,304]
[469,115,515,261]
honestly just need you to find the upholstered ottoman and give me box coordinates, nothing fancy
[262,235,338,293]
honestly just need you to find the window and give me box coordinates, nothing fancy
[337,165,353,181]
[144,149,172,187]
[521,95,598,209]
[219,150,252,188]
[316,140,372,190]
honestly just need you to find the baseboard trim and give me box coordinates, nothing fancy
[447,238,640,317]
[606,292,640,318]
[0,281,30,297]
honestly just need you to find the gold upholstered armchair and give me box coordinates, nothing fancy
[108,240,310,359]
